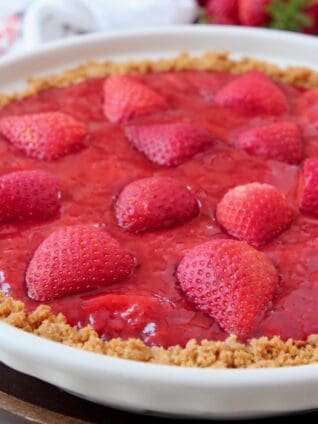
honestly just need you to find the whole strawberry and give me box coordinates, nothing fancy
[239,0,271,26]
[0,112,87,161]
[197,0,208,5]
[26,225,136,301]
[103,75,168,123]
[267,0,315,32]
[177,239,278,338]
[125,122,215,166]
[239,0,316,32]
[304,2,318,34]
[115,177,199,233]
[299,157,318,214]
[216,183,294,246]
[0,170,60,224]
[81,294,173,341]
[214,71,288,115]
[235,122,303,164]
[206,0,239,24]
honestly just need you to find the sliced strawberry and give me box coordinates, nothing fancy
[103,75,168,123]
[216,182,294,246]
[125,122,215,166]
[235,122,303,164]
[0,112,87,161]
[238,0,271,26]
[115,176,199,233]
[299,158,318,214]
[177,239,278,338]
[26,225,136,301]
[296,88,318,121]
[214,71,288,115]
[206,0,239,24]
[0,170,60,224]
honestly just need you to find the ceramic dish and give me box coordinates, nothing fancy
[1,26,318,419]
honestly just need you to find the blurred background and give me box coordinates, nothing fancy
[0,0,317,57]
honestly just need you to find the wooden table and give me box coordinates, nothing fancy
[1,362,318,423]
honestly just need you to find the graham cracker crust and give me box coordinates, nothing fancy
[1,52,318,368]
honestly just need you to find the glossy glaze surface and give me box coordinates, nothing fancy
[0,71,318,347]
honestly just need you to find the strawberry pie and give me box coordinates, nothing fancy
[1,52,318,368]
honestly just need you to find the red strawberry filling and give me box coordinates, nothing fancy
[0,69,318,346]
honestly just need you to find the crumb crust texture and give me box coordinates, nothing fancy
[1,52,318,368]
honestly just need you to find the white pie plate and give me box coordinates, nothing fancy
[1,26,318,420]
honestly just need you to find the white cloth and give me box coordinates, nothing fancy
[22,0,198,49]
[0,0,31,19]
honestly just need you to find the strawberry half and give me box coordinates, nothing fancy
[0,170,60,224]
[177,239,278,338]
[299,158,318,214]
[125,122,215,166]
[103,75,168,123]
[216,182,294,246]
[214,71,288,115]
[0,112,87,161]
[235,122,303,164]
[115,176,199,233]
[26,225,136,301]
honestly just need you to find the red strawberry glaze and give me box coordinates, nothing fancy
[0,70,318,347]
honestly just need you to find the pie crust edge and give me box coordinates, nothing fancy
[1,51,318,369]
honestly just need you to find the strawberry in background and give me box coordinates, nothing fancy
[304,0,318,33]
[239,0,271,26]
[0,15,21,54]
[205,0,239,24]
[198,0,318,34]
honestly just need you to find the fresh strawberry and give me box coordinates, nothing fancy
[214,71,288,115]
[239,0,314,31]
[125,122,215,166]
[26,225,136,301]
[235,122,303,164]
[0,112,87,161]
[0,170,60,224]
[177,239,278,338]
[216,183,294,246]
[267,0,315,32]
[103,75,168,123]
[238,0,271,26]
[115,176,199,233]
[299,158,318,214]
[206,0,239,24]
[304,2,318,34]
